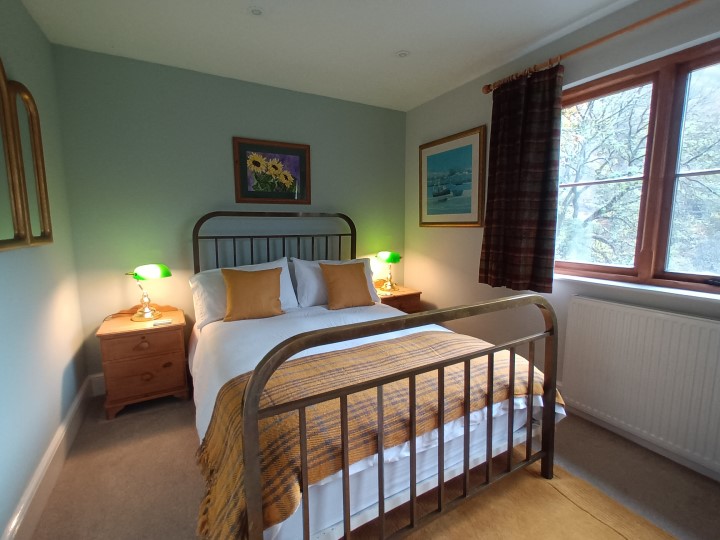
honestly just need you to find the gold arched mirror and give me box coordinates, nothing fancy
[9,80,52,244]
[0,57,52,250]
[0,58,28,250]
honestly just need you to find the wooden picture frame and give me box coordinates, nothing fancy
[419,125,486,227]
[233,137,310,204]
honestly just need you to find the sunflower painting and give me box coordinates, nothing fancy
[233,137,311,204]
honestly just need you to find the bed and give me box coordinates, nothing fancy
[189,211,565,539]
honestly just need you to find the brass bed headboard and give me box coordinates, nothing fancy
[192,211,357,273]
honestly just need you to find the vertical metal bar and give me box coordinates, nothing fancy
[250,237,255,263]
[311,237,316,260]
[486,353,494,484]
[282,237,286,258]
[325,236,329,259]
[214,238,219,269]
[233,238,238,267]
[526,341,536,461]
[463,359,471,496]
[242,403,263,540]
[266,237,270,261]
[299,408,310,540]
[507,348,516,472]
[541,324,558,479]
[341,395,351,539]
[409,375,417,527]
[377,386,385,539]
[296,236,301,259]
[437,367,445,512]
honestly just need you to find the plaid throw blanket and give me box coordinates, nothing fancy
[197,330,560,539]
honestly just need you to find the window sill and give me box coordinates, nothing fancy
[553,273,720,303]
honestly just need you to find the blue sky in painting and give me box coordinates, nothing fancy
[427,144,472,174]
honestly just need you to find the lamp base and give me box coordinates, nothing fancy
[130,305,163,322]
[131,284,163,322]
[381,279,398,291]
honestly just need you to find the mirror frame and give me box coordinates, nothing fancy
[0,57,52,250]
[9,80,52,244]
[0,58,29,250]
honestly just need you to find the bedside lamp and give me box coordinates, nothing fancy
[377,251,401,292]
[126,263,172,322]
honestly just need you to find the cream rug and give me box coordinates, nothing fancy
[409,461,673,539]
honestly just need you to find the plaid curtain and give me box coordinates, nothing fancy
[479,65,564,293]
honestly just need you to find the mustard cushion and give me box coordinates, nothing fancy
[221,267,284,321]
[319,262,374,310]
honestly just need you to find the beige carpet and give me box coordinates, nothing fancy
[34,399,696,539]
[409,461,673,540]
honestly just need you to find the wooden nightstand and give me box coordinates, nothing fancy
[96,308,189,419]
[377,286,423,313]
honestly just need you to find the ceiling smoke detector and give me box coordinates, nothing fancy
[395,50,410,58]
[249,6,264,16]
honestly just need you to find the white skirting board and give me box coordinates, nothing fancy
[1,375,104,540]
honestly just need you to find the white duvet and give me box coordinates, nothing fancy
[191,303,449,438]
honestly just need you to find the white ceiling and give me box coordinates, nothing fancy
[22,0,638,111]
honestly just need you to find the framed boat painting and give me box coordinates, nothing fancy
[419,125,486,227]
[233,137,311,204]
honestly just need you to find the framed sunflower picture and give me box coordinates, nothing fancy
[233,137,311,204]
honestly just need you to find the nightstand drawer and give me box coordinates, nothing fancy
[379,287,422,313]
[389,295,421,313]
[104,352,186,400]
[101,330,184,362]
[385,295,421,313]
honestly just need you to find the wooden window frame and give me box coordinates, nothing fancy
[555,38,720,294]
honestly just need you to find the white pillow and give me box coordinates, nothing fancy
[291,257,380,308]
[189,257,298,330]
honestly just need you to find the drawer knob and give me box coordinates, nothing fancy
[135,340,150,350]
[141,372,154,382]
[162,361,173,368]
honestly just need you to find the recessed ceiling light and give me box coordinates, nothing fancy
[395,50,410,58]
[249,6,264,16]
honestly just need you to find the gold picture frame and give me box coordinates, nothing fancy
[419,125,486,227]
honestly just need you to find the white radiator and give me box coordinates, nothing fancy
[562,296,720,480]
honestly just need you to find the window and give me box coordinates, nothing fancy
[555,39,720,293]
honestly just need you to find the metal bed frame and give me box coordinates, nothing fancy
[192,211,558,539]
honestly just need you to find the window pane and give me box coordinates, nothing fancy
[559,83,652,184]
[666,174,720,276]
[557,83,652,267]
[556,180,641,266]
[668,62,720,277]
[677,63,720,174]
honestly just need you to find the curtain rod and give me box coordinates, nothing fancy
[481,0,700,94]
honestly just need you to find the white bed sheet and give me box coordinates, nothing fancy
[190,303,565,539]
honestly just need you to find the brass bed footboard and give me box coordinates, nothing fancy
[240,294,558,539]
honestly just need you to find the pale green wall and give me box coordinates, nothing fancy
[0,0,85,531]
[53,47,406,373]
[404,0,720,373]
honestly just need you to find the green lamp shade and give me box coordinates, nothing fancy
[377,251,401,264]
[130,263,172,280]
